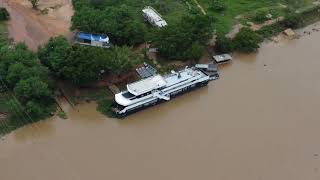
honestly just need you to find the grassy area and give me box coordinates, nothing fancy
[87,0,314,34]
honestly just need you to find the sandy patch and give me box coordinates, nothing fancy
[0,0,73,51]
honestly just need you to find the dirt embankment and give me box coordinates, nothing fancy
[0,0,74,51]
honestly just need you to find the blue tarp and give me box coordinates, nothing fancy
[77,32,109,42]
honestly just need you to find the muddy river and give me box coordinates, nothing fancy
[1,24,320,180]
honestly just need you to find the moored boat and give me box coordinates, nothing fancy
[112,66,218,117]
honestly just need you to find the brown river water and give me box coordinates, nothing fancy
[1,21,320,180]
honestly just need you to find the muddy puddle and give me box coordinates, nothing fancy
[0,24,320,180]
[0,0,73,51]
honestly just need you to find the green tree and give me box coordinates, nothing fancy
[152,14,214,60]
[0,8,9,21]
[187,42,205,61]
[0,43,38,81]
[6,63,49,88]
[38,36,71,76]
[232,28,263,53]
[254,9,269,23]
[210,0,227,12]
[215,35,233,53]
[71,5,147,46]
[25,101,46,119]
[0,37,55,124]
[14,77,52,104]
[59,45,108,86]
[282,13,303,29]
[107,46,142,75]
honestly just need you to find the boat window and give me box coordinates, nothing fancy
[123,91,135,98]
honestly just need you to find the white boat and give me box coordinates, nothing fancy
[142,6,167,28]
[112,66,215,116]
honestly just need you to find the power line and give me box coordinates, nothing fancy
[0,78,80,180]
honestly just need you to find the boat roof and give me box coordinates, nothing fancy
[127,75,167,96]
[213,54,232,62]
[77,32,109,42]
[142,7,167,27]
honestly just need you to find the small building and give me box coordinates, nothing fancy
[142,6,167,28]
[76,32,111,48]
[212,54,232,64]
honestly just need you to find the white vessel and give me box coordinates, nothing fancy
[142,6,167,28]
[112,66,218,116]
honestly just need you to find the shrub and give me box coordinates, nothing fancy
[215,35,233,53]
[0,8,9,21]
[187,42,205,61]
[232,28,263,53]
[58,111,68,119]
[282,13,303,29]
[210,0,227,12]
[152,14,214,60]
[90,0,106,9]
[257,23,285,39]
[254,9,269,23]
[97,99,114,117]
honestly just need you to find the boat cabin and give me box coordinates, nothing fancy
[127,75,167,96]
[142,6,167,28]
[76,32,111,48]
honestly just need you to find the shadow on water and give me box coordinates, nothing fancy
[121,86,210,125]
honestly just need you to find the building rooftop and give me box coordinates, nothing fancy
[77,32,110,43]
[213,54,232,63]
[127,75,167,96]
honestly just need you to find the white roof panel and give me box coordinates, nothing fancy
[142,6,167,27]
[127,75,167,96]
[213,54,232,63]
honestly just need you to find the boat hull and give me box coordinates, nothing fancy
[113,81,209,118]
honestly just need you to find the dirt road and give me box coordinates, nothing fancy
[0,0,73,51]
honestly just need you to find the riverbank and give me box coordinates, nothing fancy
[1,21,320,180]
[0,0,319,135]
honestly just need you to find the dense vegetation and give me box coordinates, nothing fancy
[233,28,263,52]
[71,3,147,46]
[0,42,56,121]
[38,36,142,86]
[0,0,316,135]
[152,13,214,60]
[0,8,9,21]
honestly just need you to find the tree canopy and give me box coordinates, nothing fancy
[152,13,214,60]
[0,8,9,21]
[0,41,55,120]
[232,28,263,53]
[38,37,142,86]
[71,5,147,46]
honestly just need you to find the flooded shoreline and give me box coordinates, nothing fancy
[0,0,73,51]
[1,23,320,180]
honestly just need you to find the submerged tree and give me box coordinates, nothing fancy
[28,0,40,9]
[0,8,9,21]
